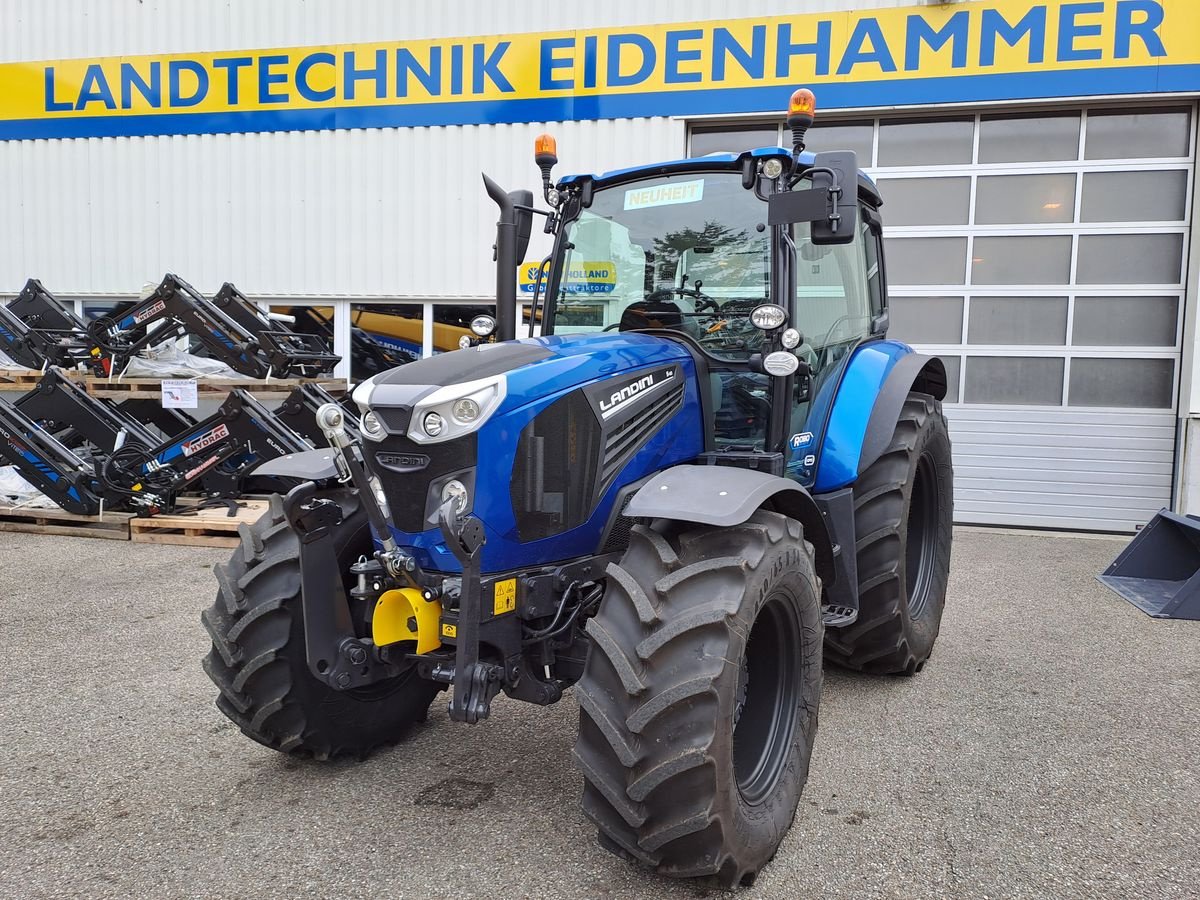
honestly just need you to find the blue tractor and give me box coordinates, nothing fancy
[203,90,953,887]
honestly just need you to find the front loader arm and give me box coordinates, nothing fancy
[211,283,341,378]
[0,397,103,515]
[101,389,311,508]
[87,274,269,378]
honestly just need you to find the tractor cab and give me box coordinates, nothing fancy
[528,95,887,486]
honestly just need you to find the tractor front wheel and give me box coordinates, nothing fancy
[824,392,954,675]
[573,510,823,887]
[202,493,440,759]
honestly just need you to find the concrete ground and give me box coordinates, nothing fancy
[0,527,1197,900]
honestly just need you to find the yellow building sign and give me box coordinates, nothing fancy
[0,0,1195,139]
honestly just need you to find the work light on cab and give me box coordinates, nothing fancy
[750,303,787,330]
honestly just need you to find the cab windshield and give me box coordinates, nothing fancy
[550,172,770,361]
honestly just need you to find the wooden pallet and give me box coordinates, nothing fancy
[0,503,132,540]
[129,498,269,548]
[0,367,79,389]
[84,375,346,400]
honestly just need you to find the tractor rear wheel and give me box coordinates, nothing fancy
[573,510,823,887]
[824,392,953,675]
[202,493,439,759]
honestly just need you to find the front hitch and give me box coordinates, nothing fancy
[282,481,402,690]
[437,500,503,724]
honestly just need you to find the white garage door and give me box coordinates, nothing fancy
[868,106,1193,532]
[693,105,1194,532]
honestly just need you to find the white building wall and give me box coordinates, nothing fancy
[2,0,910,61]
[0,117,683,299]
[0,0,912,300]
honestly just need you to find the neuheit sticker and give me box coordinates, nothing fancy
[624,179,705,211]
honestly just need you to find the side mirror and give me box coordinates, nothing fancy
[767,149,859,246]
[810,151,858,245]
[510,189,534,265]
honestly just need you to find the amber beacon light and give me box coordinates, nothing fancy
[534,132,559,205]
[787,88,817,157]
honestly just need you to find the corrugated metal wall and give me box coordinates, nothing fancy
[0,118,681,298]
[0,0,910,299]
[2,0,908,60]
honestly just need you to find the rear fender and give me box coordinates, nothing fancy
[624,465,834,587]
[814,341,946,493]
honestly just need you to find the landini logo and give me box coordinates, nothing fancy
[598,368,676,419]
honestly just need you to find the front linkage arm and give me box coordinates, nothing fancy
[281,481,403,690]
[437,501,503,724]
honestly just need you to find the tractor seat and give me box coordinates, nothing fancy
[619,299,686,332]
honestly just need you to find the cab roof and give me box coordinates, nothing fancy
[559,146,882,207]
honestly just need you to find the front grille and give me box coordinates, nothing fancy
[597,382,684,498]
[369,431,476,533]
[601,496,636,554]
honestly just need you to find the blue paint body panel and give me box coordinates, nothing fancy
[812,340,915,494]
[375,334,923,572]
[380,333,703,574]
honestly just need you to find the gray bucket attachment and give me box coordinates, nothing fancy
[1097,509,1200,621]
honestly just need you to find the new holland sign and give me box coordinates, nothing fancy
[0,0,1196,140]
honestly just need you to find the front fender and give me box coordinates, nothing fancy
[253,447,342,481]
[625,464,834,586]
[814,341,946,493]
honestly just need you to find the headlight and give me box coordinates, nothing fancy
[761,158,784,179]
[361,410,386,441]
[470,314,496,337]
[750,304,787,330]
[458,334,472,350]
[441,479,469,515]
[780,328,802,350]
[407,374,507,445]
[422,412,445,437]
[452,398,481,423]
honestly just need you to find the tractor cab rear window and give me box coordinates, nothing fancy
[551,171,875,368]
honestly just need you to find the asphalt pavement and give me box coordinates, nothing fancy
[0,526,1197,899]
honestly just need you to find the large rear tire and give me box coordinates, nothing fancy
[573,510,823,887]
[202,493,440,759]
[824,392,953,675]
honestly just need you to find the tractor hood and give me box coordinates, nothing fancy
[354,332,693,419]
[352,332,705,574]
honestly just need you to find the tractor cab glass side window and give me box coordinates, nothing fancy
[792,216,873,378]
[864,215,884,321]
[711,370,771,451]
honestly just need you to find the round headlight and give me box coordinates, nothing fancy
[470,315,496,337]
[546,188,562,208]
[780,328,802,350]
[441,479,469,514]
[360,410,385,440]
[750,304,788,330]
[762,158,784,179]
[451,398,481,423]
[458,334,472,350]
[422,412,444,437]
